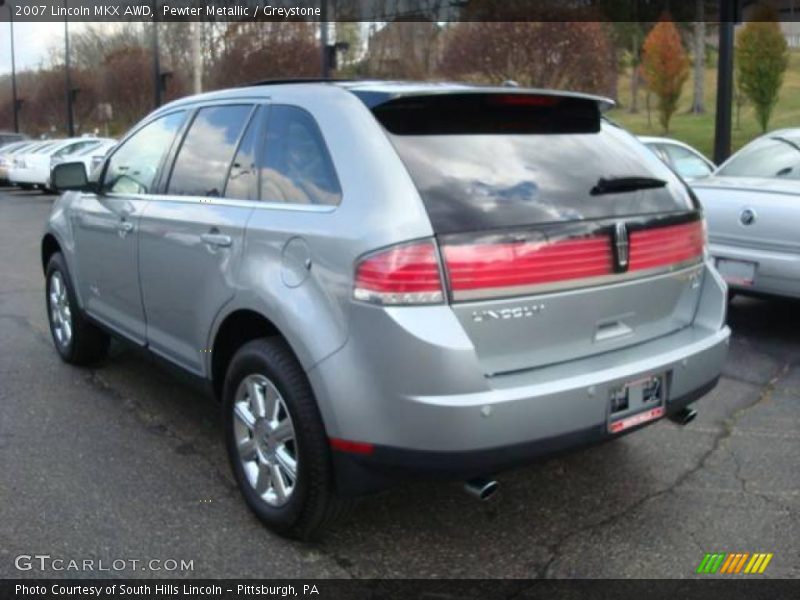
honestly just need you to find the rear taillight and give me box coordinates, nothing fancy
[353,240,444,305]
[443,235,613,301]
[441,220,704,302]
[628,221,704,271]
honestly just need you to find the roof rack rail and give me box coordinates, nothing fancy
[239,78,354,87]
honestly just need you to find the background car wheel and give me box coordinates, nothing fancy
[223,338,351,540]
[45,252,110,365]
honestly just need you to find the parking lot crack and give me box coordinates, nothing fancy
[541,363,792,578]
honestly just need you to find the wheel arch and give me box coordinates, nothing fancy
[210,308,298,401]
[41,233,62,273]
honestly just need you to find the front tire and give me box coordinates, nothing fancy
[223,338,349,540]
[45,252,110,365]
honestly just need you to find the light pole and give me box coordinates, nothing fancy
[152,1,162,107]
[2,0,20,132]
[64,0,75,136]
[714,0,735,164]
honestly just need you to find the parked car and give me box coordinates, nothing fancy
[0,140,37,184]
[639,136,715,180]
[0,131,28,148]
[43,82,730,539]
[8,140,61,189]
[9,137,103,191]
[50,138,116,183]
[692,129,800,299]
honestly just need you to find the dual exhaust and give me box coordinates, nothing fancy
[464,477,499,501]
[668,406,698,426]
[462,406,697,501]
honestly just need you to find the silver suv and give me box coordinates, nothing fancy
[43,82,730,539]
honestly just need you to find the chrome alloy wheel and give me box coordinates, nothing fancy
[49,271,72,347]
[233,374,298,507]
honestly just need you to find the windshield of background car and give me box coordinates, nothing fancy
[717,137,800,179]
[376,94,694,234]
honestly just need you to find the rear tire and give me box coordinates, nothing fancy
[45,252,110,365]
[223,337,350,540]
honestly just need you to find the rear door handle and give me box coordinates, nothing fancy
[117,220,134,234]
[200,232,232,248]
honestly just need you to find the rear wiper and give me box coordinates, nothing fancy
[591,176,667,196]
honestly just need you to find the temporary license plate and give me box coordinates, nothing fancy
[608,374,666,434]
[716,258,756,287]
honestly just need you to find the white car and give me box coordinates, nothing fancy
[639,136,716,181]
[50,138,116,183]
[0,140,37,184]
[9,138,105,190]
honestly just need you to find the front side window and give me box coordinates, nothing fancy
[718,137,800,179]
[260,106,342,206]
[104,111,186,194]
[168,104,254,197]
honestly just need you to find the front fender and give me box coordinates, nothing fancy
[42,191,84,309]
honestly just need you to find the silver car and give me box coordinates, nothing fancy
[693,129,800,299]
[42,82,730,539]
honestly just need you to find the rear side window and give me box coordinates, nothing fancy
[224,107,263,201]
[260,105,341,206]
[168,104,254,197]
[377,96,693,233]
[104,111,186,195]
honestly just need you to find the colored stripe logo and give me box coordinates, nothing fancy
[696,552,773,574]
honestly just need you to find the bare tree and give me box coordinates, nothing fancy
[439,22,615,95]
[690,0,706,114]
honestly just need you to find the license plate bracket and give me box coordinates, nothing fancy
[608,373,666,434]
[715,257,756,287]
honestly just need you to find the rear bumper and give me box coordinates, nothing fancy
[309,263,730,495]
[332,376,720,495]
[711,241,800,299]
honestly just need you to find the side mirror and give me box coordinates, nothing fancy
[51,162,93,193]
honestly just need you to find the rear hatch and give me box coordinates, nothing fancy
[372,92,704,375]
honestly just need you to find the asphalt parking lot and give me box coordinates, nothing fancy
[0,186,798,579]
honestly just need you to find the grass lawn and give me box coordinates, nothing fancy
[607,50,800,161]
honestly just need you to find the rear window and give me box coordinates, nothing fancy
[377,96,693,233]
[717,137,800,179]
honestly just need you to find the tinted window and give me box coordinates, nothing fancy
[662,144,713,179]
[718,137,800,179]
[168,105,253,197]
[260,105,341,206]
[104,111,186,194]
[388,121,693,233]
[224,107,262,201]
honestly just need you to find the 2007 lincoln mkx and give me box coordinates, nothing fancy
[42,81,730,539]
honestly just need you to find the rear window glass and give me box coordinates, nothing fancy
[383,112,693,233]
[717,137,800,179]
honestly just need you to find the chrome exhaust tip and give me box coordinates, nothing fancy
[668,407,697,426]
[464,478,499,501]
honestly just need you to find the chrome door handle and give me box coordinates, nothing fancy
[200,232,232,248]
[117,221,134,234]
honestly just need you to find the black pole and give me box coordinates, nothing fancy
[64,1,75,136]
[9,5,19,133]
[714,1,735,164]
[152,11,161,108]
[320,0,329,77]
